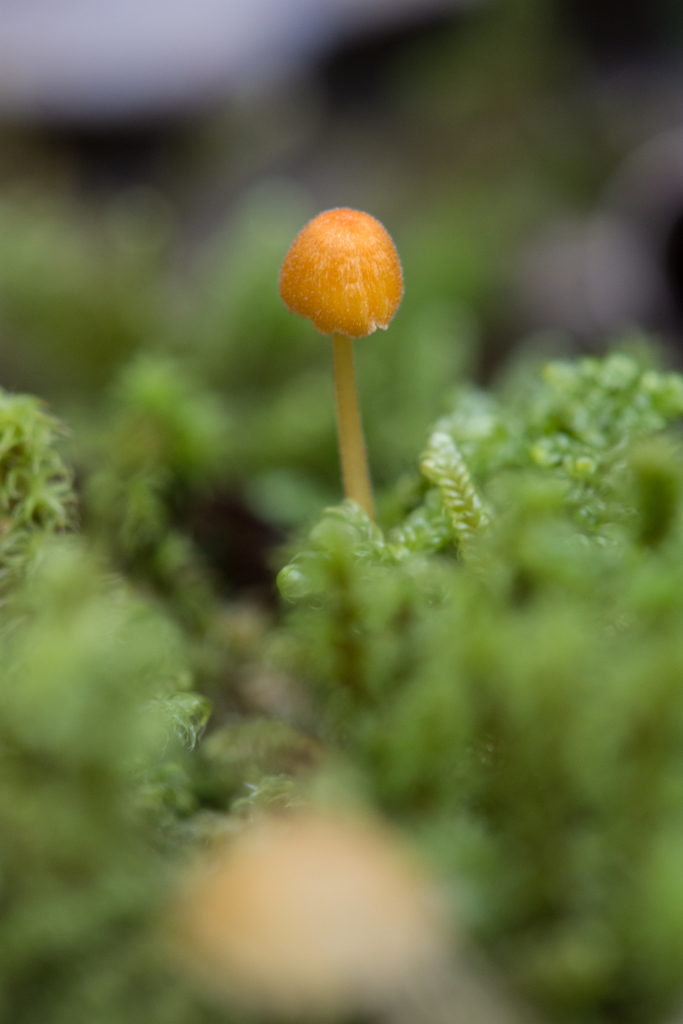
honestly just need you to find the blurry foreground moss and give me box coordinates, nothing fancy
[0,393,218,1022]
[0,539,222,1024]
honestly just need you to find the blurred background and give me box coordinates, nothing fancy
[3,0,683,591]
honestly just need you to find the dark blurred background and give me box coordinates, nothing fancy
[3,0,683,586]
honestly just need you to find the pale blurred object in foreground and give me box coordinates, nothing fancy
[0,0,479,123]
[172,810,450,1017]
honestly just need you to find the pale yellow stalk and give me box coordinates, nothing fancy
[332,333,375,520]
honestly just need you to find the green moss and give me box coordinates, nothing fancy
[276,350,683,1024]
[0,389,74,589]
[6,345,683,1024]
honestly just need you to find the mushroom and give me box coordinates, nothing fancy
[171,810,447,1018]
[279,208,403,520]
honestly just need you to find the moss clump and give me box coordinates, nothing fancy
[6,348,683,1024]
[276,351,683,1024]
[0,389,74,589]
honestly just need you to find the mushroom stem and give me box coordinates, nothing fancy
[332,333,375,520]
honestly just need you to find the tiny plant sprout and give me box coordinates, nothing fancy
[279,208,403,520]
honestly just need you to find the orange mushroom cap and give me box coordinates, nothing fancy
[279,208,403,338]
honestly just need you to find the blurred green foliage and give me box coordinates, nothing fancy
[0,192,173,397]
[84,354,231,631]
[0,538,222,1022]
